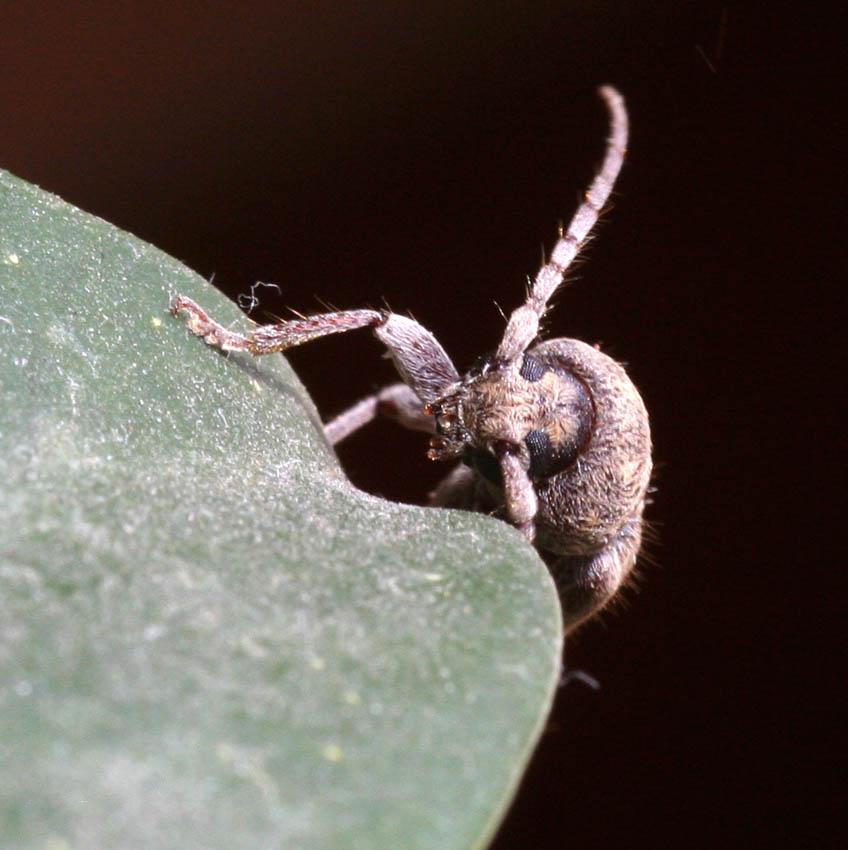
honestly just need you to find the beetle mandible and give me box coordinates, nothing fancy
[172,86,652,633]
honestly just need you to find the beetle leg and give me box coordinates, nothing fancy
[324,382,434,445]
[498,450,538,543]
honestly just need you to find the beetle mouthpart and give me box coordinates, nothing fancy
[427,436,449,461]
[427,389,472,458]
[428,432,466,461]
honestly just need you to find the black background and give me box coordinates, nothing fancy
[3,2,842,847]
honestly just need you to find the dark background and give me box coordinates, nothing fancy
[3,2,842,847]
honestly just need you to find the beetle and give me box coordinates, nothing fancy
[172,86,652,632]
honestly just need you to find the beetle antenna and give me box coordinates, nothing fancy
[497,86,628,360]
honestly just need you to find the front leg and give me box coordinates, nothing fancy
[324,382,434,445]
[172,295,384,353]
[171,296,459,407]
[498,449,538,544]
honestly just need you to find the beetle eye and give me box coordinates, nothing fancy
[525,428,578,480]
[519,353,548,382]
[524,373,594,480]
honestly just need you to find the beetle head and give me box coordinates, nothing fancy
[427,351,594,486]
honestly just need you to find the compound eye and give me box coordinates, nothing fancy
[525,428,578,480]
[519,353,548,383]
[523,372,594,480]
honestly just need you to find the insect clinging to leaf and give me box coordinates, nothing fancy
[172,86,652,632]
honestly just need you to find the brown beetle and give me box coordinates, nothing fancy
[173,86,651,632]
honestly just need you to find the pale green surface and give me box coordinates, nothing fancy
[0,170,563,850]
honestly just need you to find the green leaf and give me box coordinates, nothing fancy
[0,169,563,850]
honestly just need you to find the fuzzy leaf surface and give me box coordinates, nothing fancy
[0,170,563,850]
